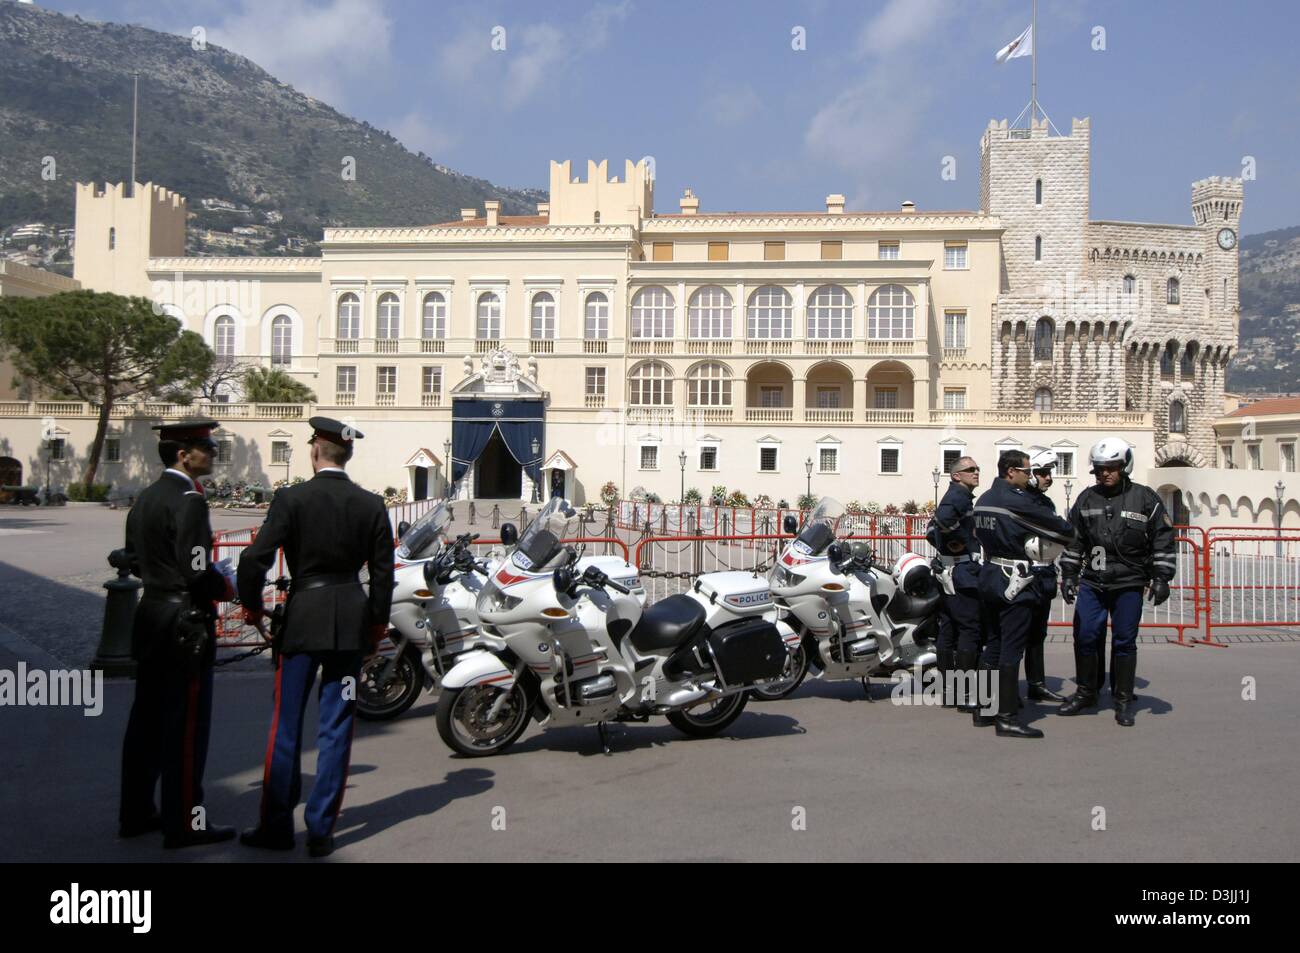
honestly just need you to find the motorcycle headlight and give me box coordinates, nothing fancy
[770,564,806,589]
[485,588,523,613]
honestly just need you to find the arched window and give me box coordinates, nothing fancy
[1160,341,1177,378]
[530,291,556,339]
[631,286,674,338]
[1034,387,1053,411]
[747,286,793,339]
[687,362,732,406]
[337,293,360,339]
[1123,274,1136,295]
[1033,317,1054,361]
[1169,400,1187,434]
[687,286,733,339]
[1034,236,1043,261]
[476,292,502,339]
[108,227,116,251]
[867,285,913,340]
[1167,277,1180,305]
[584,292,609,339]
[1181,341,1199,379]
[1035,178,1042,205]
[270,314,292,365]
[808,285,853,339]
[422,292,446,339]
[214,315,235,363]
[376,292,400,340]
[628,361,673,406]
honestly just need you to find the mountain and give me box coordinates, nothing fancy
[0,3,545,261]
[1230,225,1300,393]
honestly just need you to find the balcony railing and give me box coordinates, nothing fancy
[530,338,555,353]
[376,338,399,354]
[583,339,608,354]
[685,407,734,422]
[584,394,606,408]
[745,339,794,355]
[864,340,916,355]
[863,409,914,423]
[942,347,967,361]
[475,338,500,353]
[806,408,853,423]
[745,407,793,422]
[630,339,673,355]
[626,406,674,423]
[421,338,445,353]
[376,393,396,407]
[336,393,356,407]
[420,393,442,407]
[335,339,359,353]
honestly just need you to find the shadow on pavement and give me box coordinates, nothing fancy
[333,768,495,848]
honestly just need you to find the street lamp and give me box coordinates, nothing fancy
[531,436,541,502]
[283,444,292,484]
[678,450,687,503]
[1064,478,1075,513]
[1276,480,1286,556]
[443,438,453,498]
[804,456,814,502]
[931,466,941,506]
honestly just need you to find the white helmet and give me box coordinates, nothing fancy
[1027,447,1057,490]
[1025,535,1067,563]
[1089,437,1134,476]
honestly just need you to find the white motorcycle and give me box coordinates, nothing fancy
[360,501,644,720]
[434,498,799,756]
[754,497,941,701]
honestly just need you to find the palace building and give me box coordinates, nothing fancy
[0,115,1245,516]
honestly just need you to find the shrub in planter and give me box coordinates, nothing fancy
[725,491,750,507]
[67,482,112,502]
[682,487,702,505]
[864,501,882,515]
[797,493,818,511]
[845,500,864,515]
[883,503,900,516]
[709,485,727,505]
[600,481,619,507]
[753,493,773,509]
[645,492,662,504]
[901,500,919,515]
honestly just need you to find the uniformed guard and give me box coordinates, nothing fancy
[1057,438,1176,726]
[119,418,237,848]
[1023,447,1068,703]
[926,455,984,710]
[972,449,1074,738]
[237,417,394,856]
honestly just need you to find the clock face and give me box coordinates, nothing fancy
[1218,228,1237,250]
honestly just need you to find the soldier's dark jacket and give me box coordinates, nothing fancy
[124,469,228,660]
[974,478,1074,605]
[927,481,981,590]
[1059,479,1177,590]
[1027,485,1060,600]
[237,470,395,654]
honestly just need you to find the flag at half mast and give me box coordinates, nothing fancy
[996,24,1033,63]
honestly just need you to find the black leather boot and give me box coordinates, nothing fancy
[1113,653,1137,727]
[995,665,1043,738]
[936,646,957,707]
[954,649,980,713]
[969,662,998,726]
[1025,640,1067,702]
[1058,646,1099,716]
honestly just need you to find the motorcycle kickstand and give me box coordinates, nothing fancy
[861,676,875,701]
[596,721,612,756]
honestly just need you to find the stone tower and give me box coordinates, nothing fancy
[73,182,187,298]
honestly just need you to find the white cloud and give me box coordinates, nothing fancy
[389,112,461,160]
[207,0,395,106]
[858,0,945,57]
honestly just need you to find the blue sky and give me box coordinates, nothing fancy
[43,0,1300,233]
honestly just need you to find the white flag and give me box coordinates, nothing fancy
[996,24,1032,63]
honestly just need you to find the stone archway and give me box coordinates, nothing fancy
[1154,442,1207,468]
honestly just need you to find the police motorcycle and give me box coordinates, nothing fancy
[754,497,940,701]
[434,497,798,756]
[358,501,643,720]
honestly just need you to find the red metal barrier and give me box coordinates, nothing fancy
[1202,534,1300,646]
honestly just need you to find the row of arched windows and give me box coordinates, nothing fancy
[212,313,294,365]
[331,285,919,342]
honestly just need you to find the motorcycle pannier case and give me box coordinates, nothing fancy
[706,617,788,684]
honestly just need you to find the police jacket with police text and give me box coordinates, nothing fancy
[974,479,1074,605]
[927,481,980,590]
[1059,479,1176,590]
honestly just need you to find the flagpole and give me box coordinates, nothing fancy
[1031,0,1038,123]
[130,72,139,194]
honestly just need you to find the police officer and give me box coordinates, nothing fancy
[237,417,395,856]
[1023,447,1068,703]
[972,449,1074,738]
[1058,438,1176,727]
[119,418,237,847]
[926,455,983,710]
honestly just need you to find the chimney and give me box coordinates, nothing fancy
[825,194,846,215]
[679,188,699,215]
[900,200,916,214]
[485,200,500,227]
[537,201,550,219]
[460,208,477,221]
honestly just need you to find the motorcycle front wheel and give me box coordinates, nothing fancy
[748,643,811,702]
[436,682,531,757]
[666,691,748,738]
[357,646,424,721]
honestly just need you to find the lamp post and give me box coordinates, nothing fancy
[678,450,687,504]
[1064,478,1075,513]
[283,444,292,485]
[931,466,941,507]
[804,456,814,503]
[531,436,541,502]
[443,438,453,498]
[1276,480,1285,557]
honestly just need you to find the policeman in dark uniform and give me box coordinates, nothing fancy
[237,417,394,856]
[119,418,237,847]
[1058,438,1176,726]
[926,455,983,710]
[1023,448,1068,703]
[972,449,1074,738]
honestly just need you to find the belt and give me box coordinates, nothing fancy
[1030,560,1054,568]
[990,557,1029,570]
[291,573,360,592]
[142,588,188,604]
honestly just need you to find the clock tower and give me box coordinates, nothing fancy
[1192,176,1244,344]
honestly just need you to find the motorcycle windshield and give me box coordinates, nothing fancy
[511,496,580,572]
[396,502,451,560]
[794,497,847,555]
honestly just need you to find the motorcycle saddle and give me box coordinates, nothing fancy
[887,586,941,622]
[628,594,707,652]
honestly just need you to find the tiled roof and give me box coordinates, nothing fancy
[1226,397,1300,418]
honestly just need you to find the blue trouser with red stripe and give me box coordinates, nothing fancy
[260,650,362,840]
[1073,584,1143,659]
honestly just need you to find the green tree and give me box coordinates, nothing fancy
[242,366,317,403]
[0,290,214,490]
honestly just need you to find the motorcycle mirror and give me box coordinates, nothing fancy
[500,523,518,547]
[850,541,874,562]
[553,564,573,594]
[782,514,798,535]
[827,542,844,567]
[422,559,438,587]
[397,520,411,539]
